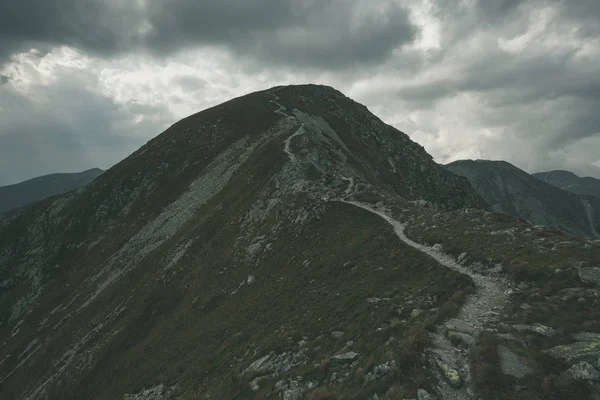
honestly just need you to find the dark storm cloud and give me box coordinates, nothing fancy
[0,0,146,63]
[0,75,9,84]
[0,0,417,69]
[144,0,417,69]
[366,0,600,178]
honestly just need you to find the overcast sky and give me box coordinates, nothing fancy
[0,0,599,185]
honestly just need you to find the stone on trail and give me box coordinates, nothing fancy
[498,345,532,378]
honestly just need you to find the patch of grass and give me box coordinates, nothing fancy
[470,332,506,398]
[305,387,337,400]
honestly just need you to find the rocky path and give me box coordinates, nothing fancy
[341,200,510,399]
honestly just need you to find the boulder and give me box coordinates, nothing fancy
[512,323,558,337]
[548,333,600,364]
[417,388,437,400]
[331,351,358,364]
[563,362,600,382]
[364,361,393,382]
[448,331,475,347]
[331,331,344,339]
[579,267,600,287]
[431,355,461,388]
[445,319,477,335]
[498,345,532,378]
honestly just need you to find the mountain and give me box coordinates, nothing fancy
[533,170,600,198]
[0,168,104,214]
[445,159,600,239]
[1,85,599,400]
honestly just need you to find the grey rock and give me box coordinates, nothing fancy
[513,323,558,337]
[579,267,600,287]
[331,331,344,339]
[498,345,532,378]
[123,384,174,400]
[564,362,600,382]
[445,319,477,335]
[245,350,306,376]
[275,379,318,400]
[548,332,600,364]
[247,275,256,284]
[417,388,437,400]
[519,302,532,310]
[431,353,462,388]
[331,351,359,364]
[364,361,393,382]
[411,308,424,318]
[448,331,475,347]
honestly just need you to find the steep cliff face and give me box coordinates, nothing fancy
[0,168,103,214]
[446,160,600,238]
[534,170,600,198]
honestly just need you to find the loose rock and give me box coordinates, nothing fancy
[579,267,600,287]
[498,345,532,378]
[331,351,359,364]
[563,362,600,382]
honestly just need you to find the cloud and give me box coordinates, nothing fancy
[0,0,417,70]
[0,49,171,185]
[0,0,147,63]
[144,0,417,69]
[0,0,599,184]
[349,0,600,178]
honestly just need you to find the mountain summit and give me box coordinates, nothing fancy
[1,85,599,400]
[0,84,485,399]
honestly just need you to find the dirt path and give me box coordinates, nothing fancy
[341,200,510,399]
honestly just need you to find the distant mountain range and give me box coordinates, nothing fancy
[445,160,600,238]
[0,168,103,214]
[533,170,600,198]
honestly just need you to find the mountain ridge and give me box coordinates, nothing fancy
[534,169,600,198]
[445,159,600,238]
[0,168,104,214]
[0,84,487,399]
[1,85,599,400]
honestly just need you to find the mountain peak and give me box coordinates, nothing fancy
[0,85,490,399]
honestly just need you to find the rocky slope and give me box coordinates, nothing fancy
[0,168,103,214]
[534,170,600,198]
[1,85,599,400]
[0,85,485,399]
[446,160,600,239]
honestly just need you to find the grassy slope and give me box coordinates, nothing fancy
[77,201,474,399]
[0,142,473,400]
